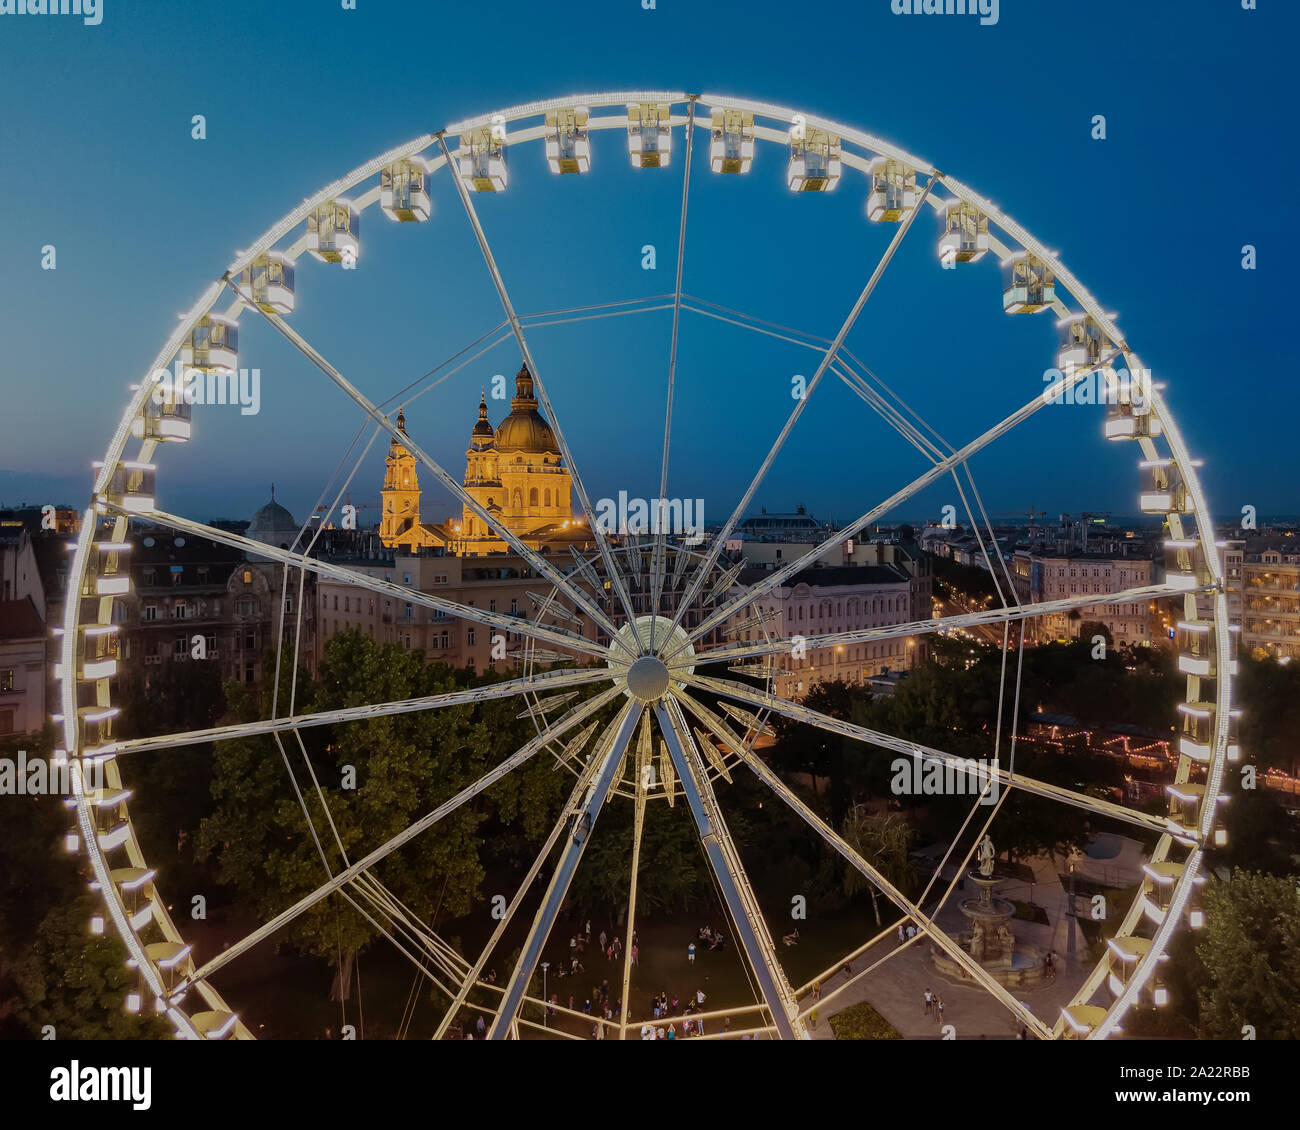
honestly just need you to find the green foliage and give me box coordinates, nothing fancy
[1236,655,1300,776]
[838,807,915,903]
[197,631,491,966]
[8,896,169,1040]
[827,1000,900,1040]
[1194,870,1300,1039]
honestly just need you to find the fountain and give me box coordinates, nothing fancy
[930,835,1048,988]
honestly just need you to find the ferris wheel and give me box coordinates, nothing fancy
[60,90,1236,1041]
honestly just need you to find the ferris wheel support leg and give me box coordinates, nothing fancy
[654,697,806,1040]
[434,732,619,1041]
[486,701,644,1039]
[618,714,653,1039]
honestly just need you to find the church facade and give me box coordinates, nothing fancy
[379,363,582,555]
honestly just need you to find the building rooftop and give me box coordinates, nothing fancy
[0,596,44,639]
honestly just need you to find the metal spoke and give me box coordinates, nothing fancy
[221,273,629,651]
[672,351,1123,654]
[684,673,1176,839]
[487,700,644,1037]
[106,667,612,756]
[432,738,612,1040]
[649,99,697,652]
[618,713,653,1038]
[662,177,935,646]
[655,695,805,1039]
[672,687,1053,1038]
[434,135,641,636]
[179,685,622,993]
[691,582,1207,667]
[121,506,614,664]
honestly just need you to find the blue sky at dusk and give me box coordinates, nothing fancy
[0,0,1292,533]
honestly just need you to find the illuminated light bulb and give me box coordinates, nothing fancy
[65,832,80,853]
[1189,908,1205,930]
[126,992,141,1013]
[90,916,104,935]
[1153,984,1169,1008]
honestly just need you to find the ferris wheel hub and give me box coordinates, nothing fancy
[626,655,671,702]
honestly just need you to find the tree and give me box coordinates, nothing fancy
[1195,871,1300,1039]
[839,807,915,925]
[8,896,169,1040]
[1237,656,1300,776]
[769,679,859,812]
[197,632,490,988]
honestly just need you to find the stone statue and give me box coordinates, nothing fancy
[977,834,996,878]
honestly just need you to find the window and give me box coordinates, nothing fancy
[173,637,187,657]
[142,568,156,586]
[467,627,476,646]
[173,603,188,620]
[143,604,157,622]
[404,603,413,622]
[344,596,350,612]
[245,664,255,683]
[440,631,449,649]
[197,567,210,583]
[510,598,519,616]
[489,599,497,613]
[403,573,412,586]
[0,709,13,736]
[171,570,183,586]
[434,574,448,585]
[243,570,252,585]
[333,595,339,611]
[0,668,13,693]
[243,630,256,651]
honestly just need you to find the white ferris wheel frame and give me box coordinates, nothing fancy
[58,89,1233,1042]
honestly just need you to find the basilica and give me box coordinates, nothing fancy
[378,363,582,555]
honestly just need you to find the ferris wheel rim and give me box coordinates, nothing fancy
[62,87,1231,1042]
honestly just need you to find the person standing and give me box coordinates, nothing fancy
[631,943,639,967]
[809,1009,818,1031]
[599,929,608,954]
[923,988,933,1016]
[688,941,696,964]
[936,996,945,1024]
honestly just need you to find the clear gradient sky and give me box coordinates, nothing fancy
[0,0,1292,533]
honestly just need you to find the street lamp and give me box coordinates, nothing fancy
[540,961,549,1028]
[834,644,844,680]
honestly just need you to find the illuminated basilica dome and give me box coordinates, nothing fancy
[493,364,558,453]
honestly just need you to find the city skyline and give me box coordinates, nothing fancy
[0,1,1292,525]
